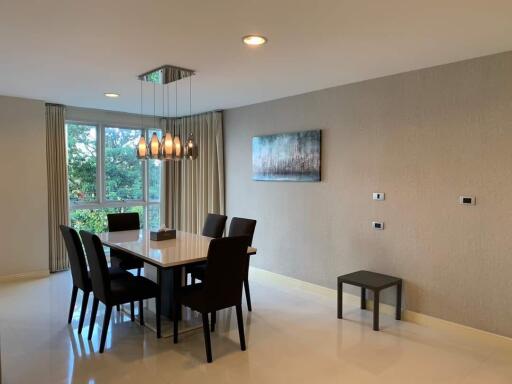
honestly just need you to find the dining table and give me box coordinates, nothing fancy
[97,229,257,335]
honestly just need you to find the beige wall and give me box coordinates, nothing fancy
[224,51,512,337]
[0,96,49,277]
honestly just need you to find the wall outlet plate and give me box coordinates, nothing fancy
[459,196,475,205]
[372,221,384,230]
[372,192,385,201]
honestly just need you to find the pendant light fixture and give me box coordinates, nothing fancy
[160,83,174,159]
[135,65,197,162]
[173,76,183,160]
[184,76,198,160]
[136,80,148,159]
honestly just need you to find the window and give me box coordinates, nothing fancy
[66,123,97,203]
[65,121,162,233]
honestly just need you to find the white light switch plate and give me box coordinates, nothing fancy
[372,221,384,230]
[373,192,385,201]
[459,196,476,205]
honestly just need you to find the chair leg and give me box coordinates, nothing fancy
[137,268,141,277]
[235,304,246,351]
[211,311,216,332]
[155,296,161,339]
[173,299,179,344]
[68,286,78,324]
[99,305,112,353]
[202,312,213,363]
[88,297,99,340]
[244,278,252,312]
[130,302,135,322]
[78,291,89,334]
[139,300,144,326]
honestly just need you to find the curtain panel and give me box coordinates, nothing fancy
[165,111,225,234]
[46,104,70,272]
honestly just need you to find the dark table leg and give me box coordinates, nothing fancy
[172,266,183,320]
[396,281,402,320]
[337,281,343,319]
[373,290,380,331]
[361,287,367,309]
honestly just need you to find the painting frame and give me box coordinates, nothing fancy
[252,129,322,182]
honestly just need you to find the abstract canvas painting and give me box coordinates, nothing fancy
[252,130,321,181]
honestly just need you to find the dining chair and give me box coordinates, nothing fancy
[187,213,227,284]
[174,236,250,363]
[80,230,161,353]
[201,213,228,238]
[59,225,132,334]
[228,217,257,311]
[107,212,144,276]
[190,217,257,315]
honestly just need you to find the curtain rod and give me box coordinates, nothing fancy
[160,109,223,120]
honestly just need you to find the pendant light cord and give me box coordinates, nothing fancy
[140,80,143,130]
[175,77,178,133]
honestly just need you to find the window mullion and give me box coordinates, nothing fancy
[98,124,105,205]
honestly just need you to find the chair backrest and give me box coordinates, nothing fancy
[59,225,89,291]
[107,212,140,232]
[204,236,250,308]
[201,213,227,238]
[80,230,111,303]
[228,217,257,246]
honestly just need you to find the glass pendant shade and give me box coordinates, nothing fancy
[149,132,160,159]
[161,131,174,159]
[136,135,148,159]
[184,134,198,160]
[173,136,183,159]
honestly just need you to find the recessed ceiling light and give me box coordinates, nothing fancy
[104,92,120,98]
[242,35,268,46]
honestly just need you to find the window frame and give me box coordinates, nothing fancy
[65,119,162,229]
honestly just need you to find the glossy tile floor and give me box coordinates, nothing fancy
[1,270,511,384]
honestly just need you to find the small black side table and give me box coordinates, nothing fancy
[337,270,402,331]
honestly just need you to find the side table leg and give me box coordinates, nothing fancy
[396,281,402,320]
[373,290,380,331]
[361,287,367,309]
[337,282,343,319]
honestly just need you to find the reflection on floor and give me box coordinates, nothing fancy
[0,269,511,383]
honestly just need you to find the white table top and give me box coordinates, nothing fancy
[98,230,257,269]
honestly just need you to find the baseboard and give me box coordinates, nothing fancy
[250,266,512,346]
[0,269,50,283]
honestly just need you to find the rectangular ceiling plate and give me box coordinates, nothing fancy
[138,65,195,84]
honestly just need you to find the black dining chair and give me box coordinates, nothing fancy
[60,225,132,334]
[80,230,161,353]
[173,236,250,363]
[187,213,227,284]
[228,217,257,311]
[107,212,144,276]
[201,213,228,238]
[190,217,257,315]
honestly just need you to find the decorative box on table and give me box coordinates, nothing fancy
[150,228,176,241]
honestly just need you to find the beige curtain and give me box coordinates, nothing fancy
[46,104,70,272]
[166,111,224,233]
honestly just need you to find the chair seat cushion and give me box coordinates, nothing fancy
[178,283,208,312]
[109,276,159,305]
[108,267,134,279]
[84,267,133,291]
[110,249,144,270]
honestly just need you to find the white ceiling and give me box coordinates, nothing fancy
[1,0,512,116]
